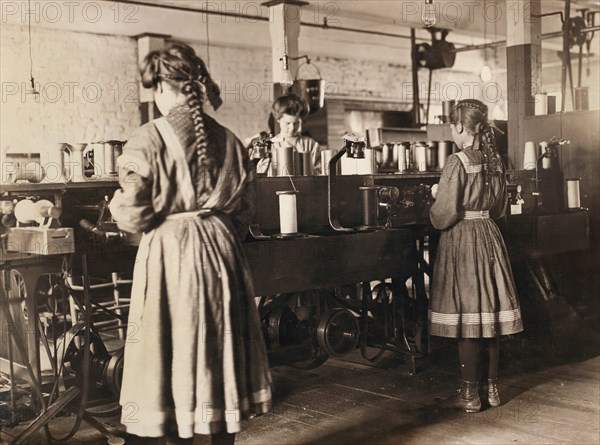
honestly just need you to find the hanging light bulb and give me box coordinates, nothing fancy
[481,65,493,82]
[422,0,437,28]
[279,53,294,91]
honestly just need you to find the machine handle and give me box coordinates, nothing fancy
[80,219,124,243]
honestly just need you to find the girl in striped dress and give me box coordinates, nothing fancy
[428,99,523,412]
[110,42,272,444]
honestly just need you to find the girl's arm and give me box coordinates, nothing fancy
[429,154,465,230]
[109,126,157,234]
[490,165,508,219]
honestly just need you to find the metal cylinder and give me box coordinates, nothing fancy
[397,142,411,172]
[273,146,294,176]
[359,186,379,228]
[414,142,428,172]
[321,149,338,176]
[442,100,456,123]
[426,141,438,170]
[438,141,453,169]
[294,152,312,176]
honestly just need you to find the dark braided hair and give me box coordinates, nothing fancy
[140,42,219,167]
[449,99,501,186]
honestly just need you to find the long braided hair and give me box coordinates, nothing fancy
[450,99,501,186]
[140,42,221,167]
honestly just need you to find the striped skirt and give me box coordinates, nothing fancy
[428,214,524,338]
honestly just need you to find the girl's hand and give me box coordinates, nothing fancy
[431,183,439,199]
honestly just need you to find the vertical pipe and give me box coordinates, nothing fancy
[411,28,421,127]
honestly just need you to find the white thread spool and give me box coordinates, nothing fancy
[566,179,581,209]
[534,93,548,116]
[277,191,298,235]
[41,143,69,183]
[69,143,88,182]
[14,199,61,225]
[523,141,536,170]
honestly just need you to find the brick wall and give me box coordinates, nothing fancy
[2,24,485,155]
[1,24,139,155]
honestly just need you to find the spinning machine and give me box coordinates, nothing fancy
[1,137,441,443]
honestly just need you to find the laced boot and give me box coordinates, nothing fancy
[487,379,501,407]
[437,380,481,413]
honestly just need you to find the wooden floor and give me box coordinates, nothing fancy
[3,340,599,445]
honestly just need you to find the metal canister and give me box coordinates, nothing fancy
[438,141,453,169]
[414,141,428,172]
[426,141,438,171]
[397,142,411,172]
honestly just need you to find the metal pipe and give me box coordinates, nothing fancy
[120,0,600,52]
[118,0,458,45]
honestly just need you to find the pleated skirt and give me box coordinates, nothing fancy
[428,218,524,338]
[119,214,272,438]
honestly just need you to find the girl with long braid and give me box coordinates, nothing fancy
[428,99,523,412]
[110,42,271,444]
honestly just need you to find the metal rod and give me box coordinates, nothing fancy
[411,29,421,127]
[114,0,600,52]
[118,0,454,45]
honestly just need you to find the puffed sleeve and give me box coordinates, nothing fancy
[230,138,256,240]
[490,163,508,219]
[306,137,321,175]
[429,154,465,230]
[109,124,158,234]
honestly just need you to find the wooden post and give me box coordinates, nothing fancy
[506,0,542,169]
[262,1,307,91]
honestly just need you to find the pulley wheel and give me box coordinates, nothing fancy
[55,321,109,380]
[104,347,124,396]
[316,309,360,358]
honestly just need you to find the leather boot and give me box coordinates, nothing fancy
[487,379,501,407]
[437,380,481,413]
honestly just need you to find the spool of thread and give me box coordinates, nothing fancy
[534,93,548,116]
[41,143,69,183]
[105,141,124,176]
[359,186,379,228]
[566,179,581,209]
[438,141,453,169]
[69,143,88,182]
[414,142,428,172]
[276,191,298,234]
[321,149,338,175]
[523,141,536,170]
[14,199,61,225]
[15,161,44,183]
[273,146,294,176]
